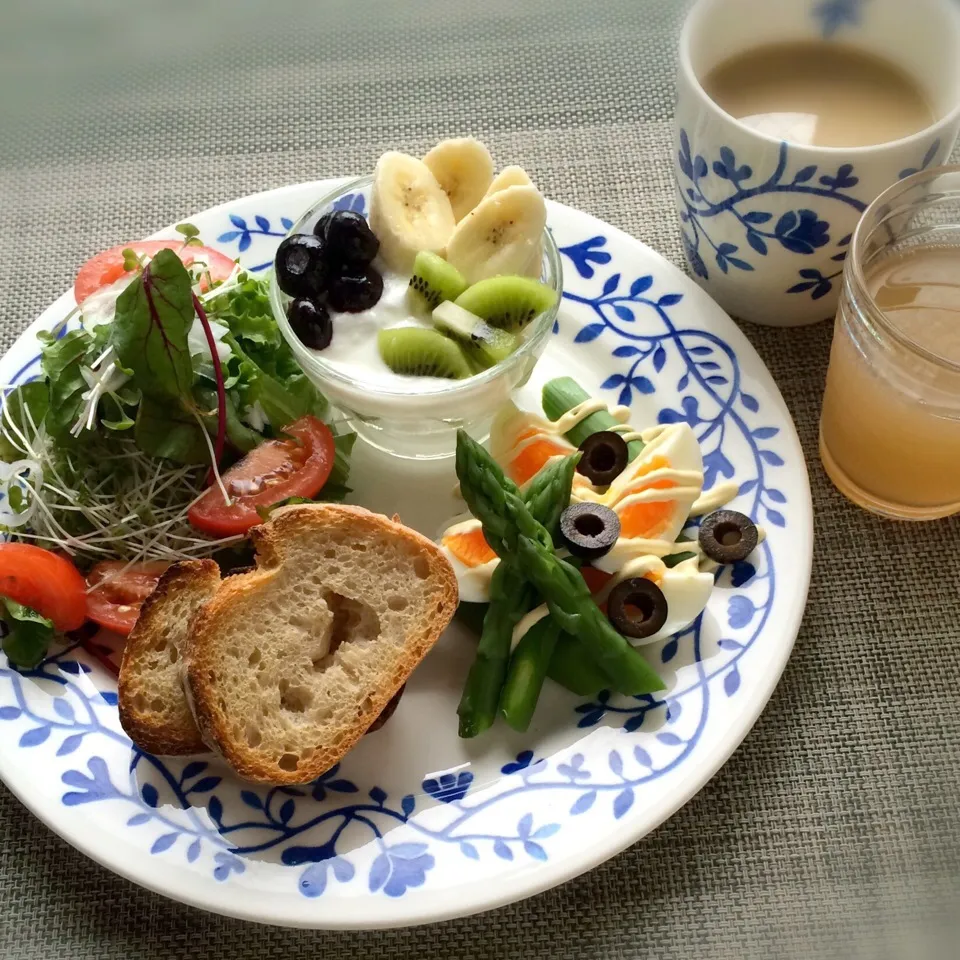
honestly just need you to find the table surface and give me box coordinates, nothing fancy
[1,2,958,958]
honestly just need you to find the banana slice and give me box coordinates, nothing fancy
[368,152,456,273]
[484,165,534,198]
[445,185,547,284]
[422,138,495,222]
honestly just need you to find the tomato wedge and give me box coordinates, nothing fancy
[188,416,336,537]
[0,544,87,632]
[74,240,236,304]
[85,560,170,636]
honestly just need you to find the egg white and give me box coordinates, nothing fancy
[439,545,498,604]
[642,567,715,646]
[597,556,714,647]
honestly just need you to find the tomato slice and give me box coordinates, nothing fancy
[188,416,336,538]
[74,240,236,304]
[85,560,170,636]
[0,544,87,632]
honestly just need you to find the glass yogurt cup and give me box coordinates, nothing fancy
[270,176,563,460]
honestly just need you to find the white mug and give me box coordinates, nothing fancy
[675,0,960,326]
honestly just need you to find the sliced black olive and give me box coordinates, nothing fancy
[559,502,621,560]
[698,509,758,564]
[607,577,668,640]
[576,431,629,486]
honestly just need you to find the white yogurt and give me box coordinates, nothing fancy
[317,264,458,392]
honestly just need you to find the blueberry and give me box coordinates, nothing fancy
[275,235,328,299]
[313,212,332,239]
[287,298,333,350]
[324,210,380,267]
[328,267,384,313]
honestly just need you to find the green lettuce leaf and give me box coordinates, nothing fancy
[194,385,262,454]
[206,273,283,349]
[1,598,55,669]
[134,395,209,465]
[206,275,330,430]
[0,381,50,459]
[228,341,328,430]
[325,431,355,499]
[39,328,93,439]
[111,248,195,402]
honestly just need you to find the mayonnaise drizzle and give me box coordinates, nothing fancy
[690,480,740,516]
[553,399,645,445]
[510,605,550,651]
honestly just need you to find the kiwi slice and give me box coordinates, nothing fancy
[377,326,473,379]
[406,252,468,316]
[432,301,519,369]
[455,276,558,333]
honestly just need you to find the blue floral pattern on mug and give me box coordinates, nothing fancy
[676,130,947,302]
[812,0,869,38]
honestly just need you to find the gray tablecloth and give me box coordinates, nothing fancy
[1,2,958,958]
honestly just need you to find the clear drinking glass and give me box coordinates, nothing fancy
[270,176,562,460]
[819,165,960,519]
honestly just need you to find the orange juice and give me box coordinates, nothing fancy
[820,245,960,518]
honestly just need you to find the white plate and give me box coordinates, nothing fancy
[0,180,812,928]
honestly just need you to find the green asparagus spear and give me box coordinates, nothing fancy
[456,430,665,695]
[663,534,697,568]
[548,631,609,697]
[499,614,561,732]
[458,600,610,699]
[513,534,664,693]
[542,376,644,460]
[522,451,581,543]
[495,449,582,731]
[458,561,536,738]
[455,601,492,636]
[456,452,581,738]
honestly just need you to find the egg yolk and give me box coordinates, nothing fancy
[443,527,497,567]
[615,455,679,539]
[508,430,572,485]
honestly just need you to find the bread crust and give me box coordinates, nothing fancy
[117,559,220,755]
[184,504,458,784]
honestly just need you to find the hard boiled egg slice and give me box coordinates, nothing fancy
[596,424,704,566]
[646,564,715,646]
[489,401,577,486]
[589,556,714,647]
[438,518,499,603]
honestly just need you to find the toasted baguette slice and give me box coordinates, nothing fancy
[118,560,220,756]
[184,504,458,784]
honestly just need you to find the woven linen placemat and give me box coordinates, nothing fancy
[1,2,958,958]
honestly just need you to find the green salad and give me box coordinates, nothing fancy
[0,235,353,566]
